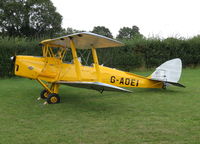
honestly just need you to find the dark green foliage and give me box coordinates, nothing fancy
[99,35,200,70]
[1,35,200,77]
[0,0,62,37]
[0,37,41,77]
[116,26,141,40]
[91,26,113,38]
[57,27,85,36]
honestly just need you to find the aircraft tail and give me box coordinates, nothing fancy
[149,58,185,88]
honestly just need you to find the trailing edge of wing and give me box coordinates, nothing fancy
[56,81,132,93]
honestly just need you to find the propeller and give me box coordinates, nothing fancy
[10,53,16,76]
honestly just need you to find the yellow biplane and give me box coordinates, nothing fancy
[12,32,184,104]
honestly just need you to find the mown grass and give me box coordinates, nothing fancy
[0,68,200,144]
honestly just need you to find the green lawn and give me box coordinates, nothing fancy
[0,68,200,144]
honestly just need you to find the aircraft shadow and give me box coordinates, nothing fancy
[55,87,186,113]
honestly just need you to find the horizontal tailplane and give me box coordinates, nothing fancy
[166,82,185,88]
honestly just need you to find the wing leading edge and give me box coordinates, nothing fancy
[57,81,132,93]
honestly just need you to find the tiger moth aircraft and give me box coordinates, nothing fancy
[11,32,185,104]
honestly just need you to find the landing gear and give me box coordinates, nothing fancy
[162,85,167,90]
[39,90,61,104]
[40,89,49,99]
[47,93,60,104]
[40,89,60,104]
[36,79,61,104]
[162,82,170,90]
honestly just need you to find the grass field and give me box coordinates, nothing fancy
[0,68,200,144]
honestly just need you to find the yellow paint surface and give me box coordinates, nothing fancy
[15,56,163,89]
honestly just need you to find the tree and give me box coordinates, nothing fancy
[59,27,84,36]
[117,25,140,39]
[91,26,113,38]
[0,0,62,37]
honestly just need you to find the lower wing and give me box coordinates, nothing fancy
[56,81,132,93]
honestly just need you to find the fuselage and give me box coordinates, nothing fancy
[14,55,164,89]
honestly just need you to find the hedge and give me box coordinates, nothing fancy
[1,35,200,77]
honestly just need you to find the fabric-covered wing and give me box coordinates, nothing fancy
[41,32,124,49]
[57,81,132,93]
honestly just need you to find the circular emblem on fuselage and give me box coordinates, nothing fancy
[28,66,34,70]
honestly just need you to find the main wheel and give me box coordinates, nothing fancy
[40,89,49,99]
[47,93,60,104]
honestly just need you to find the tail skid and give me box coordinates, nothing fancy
[149,58,185,88]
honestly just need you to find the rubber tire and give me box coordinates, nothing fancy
[40,89,49,99]
[47,93,60,104]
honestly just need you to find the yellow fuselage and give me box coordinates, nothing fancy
[15,56,163,89]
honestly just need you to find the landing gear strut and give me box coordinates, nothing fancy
[37,79,60,104]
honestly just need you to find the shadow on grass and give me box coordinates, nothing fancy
[59,90,122,113]
[49,86,186,113]
[126,87,186,95]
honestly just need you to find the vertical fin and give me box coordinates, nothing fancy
[150,58,182,83]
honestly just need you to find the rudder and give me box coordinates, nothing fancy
[149,58,182,83]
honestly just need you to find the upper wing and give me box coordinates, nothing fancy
[56,81,132,93]
[40,32,124,49]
